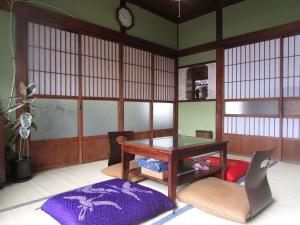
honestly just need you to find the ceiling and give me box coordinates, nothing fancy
[127,0,244,23]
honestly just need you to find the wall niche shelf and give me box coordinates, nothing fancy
[178,62,216,102]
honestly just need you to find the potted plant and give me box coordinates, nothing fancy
[1,82,37,182]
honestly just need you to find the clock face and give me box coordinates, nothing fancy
[117,7,133,28]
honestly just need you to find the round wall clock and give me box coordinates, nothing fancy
[117,6,134,29]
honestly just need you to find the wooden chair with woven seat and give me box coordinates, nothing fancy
[177,149,274,223]
[195,130,213,139]
[101,131,144,182]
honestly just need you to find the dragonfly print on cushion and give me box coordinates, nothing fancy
[41,179,175,225]
[77,184,119,194]
[106,181,153,201]
[64,195,122,221]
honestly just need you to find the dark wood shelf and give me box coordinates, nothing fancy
[178,99,216,102]
[128,165,221,186]
[129,167,168,185]
[178,165,220,185]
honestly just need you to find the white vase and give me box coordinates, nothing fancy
[20,112,32,129]
[19,126,30,139]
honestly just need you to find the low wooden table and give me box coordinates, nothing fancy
[122,135,228,202]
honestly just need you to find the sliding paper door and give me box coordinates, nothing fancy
[80,35,120,162]
[223,39,281,159]
[28,22,80,169]
[123,46,152,139]
[25,21,176,170]
[153,54,175,137]
[282,34,300,162]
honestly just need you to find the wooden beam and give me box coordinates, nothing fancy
[178,41,217,57]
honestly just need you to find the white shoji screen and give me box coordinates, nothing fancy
[224,39,281,138]
[283,35,300,97]
[282,34,300,140]
[123,46,152,100]
[224,117,280,137]
[28,22,79,96]
[154,55,175,102]
[81,35,119,98]
[224,39,280,99]
[282,118,300,139]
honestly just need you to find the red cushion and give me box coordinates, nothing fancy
[208,156,249,182]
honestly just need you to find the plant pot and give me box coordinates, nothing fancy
[10,156,32,183]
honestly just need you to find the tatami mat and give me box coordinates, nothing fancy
[0,155,299,225]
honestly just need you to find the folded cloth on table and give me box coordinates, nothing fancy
[136,158,168,172]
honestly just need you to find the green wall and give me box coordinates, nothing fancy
[178,50,216,67]
[0,11,14,109]
[223,0,300,38]
[28,0,177,49]
[127,3,177,49]
[30,0,120,31]
[178,12,215,50]
[179,101,216,138]
[178,0,300,48]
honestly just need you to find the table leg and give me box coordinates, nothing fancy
[220,144,227,180]
[121,146,130,180]
[168,156,178,203]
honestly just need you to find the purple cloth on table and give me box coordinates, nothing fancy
[41,179,175,225]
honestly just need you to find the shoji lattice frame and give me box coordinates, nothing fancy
[154,54,175,102]
[27,21,176,103]
[26,21,176,141]
[223,32,300,162]
[28,22,80,97]
[223,38,281,138]
[224,39,281,100]
[123,46,152,101]
[81,34,120,99]
[283,35,300,98]
[282,34,300,140]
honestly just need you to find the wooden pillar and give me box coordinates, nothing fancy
[118,44,124,131]
[174,58,179,136]
[150,53,154,138]
[216,7,224,140]
[78,35,83,163]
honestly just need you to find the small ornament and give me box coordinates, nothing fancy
[192,157,210,171]
[26,83,37,97]
[20,112,32,129]
[19,126,30,139]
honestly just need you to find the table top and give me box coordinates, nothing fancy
[124,135,227,153]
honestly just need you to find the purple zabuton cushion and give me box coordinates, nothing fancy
[41,179,175,225]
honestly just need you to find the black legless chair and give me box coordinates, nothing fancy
[107,131,135,166]
[104,131,144,182]
[177,149,274,223]
[245,149,274,218]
